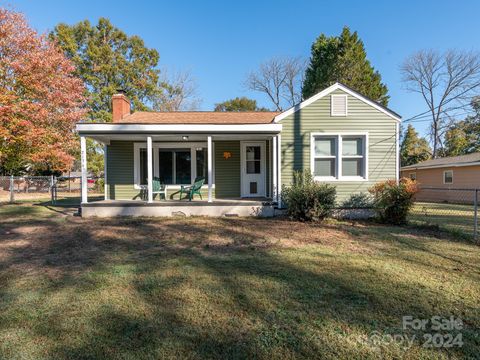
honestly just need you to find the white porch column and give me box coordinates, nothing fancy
[147,136,153,203]
[207,135,213,202]
[272,136,278,202]
[80,136,88,204]
[104,144,108,200]
[277,134,282,208]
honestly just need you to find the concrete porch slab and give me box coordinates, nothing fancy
[81,199,276,218]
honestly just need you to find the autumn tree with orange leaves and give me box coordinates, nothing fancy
[0,8,85,175]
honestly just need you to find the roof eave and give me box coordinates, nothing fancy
[76,123,283,135]
[401,161,480,171]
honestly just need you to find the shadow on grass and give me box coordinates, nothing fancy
[0,214,478,358]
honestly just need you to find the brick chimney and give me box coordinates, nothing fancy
[112,90,130,122]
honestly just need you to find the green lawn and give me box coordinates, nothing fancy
[0,204,479,359]
[409,202,475,239]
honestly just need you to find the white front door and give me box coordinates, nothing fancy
[241,142,265,197]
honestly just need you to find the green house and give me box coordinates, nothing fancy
[76,83,400,217]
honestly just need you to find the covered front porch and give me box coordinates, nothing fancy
[77,122,283,216]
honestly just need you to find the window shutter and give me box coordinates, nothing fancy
[331,95,347,116]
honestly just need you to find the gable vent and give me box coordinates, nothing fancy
[331,95,348,116]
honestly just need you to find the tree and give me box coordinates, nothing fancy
[401,49,480,158]
[443,97,480,156]
[214,97,269,112]
[153,69,200,111]
[302,26,389,105]
[245,57,305,111]
[400,125,431,166]
[0,8,86,175]
[50,18,161,122]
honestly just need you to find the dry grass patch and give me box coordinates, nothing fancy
[0,203,479,359]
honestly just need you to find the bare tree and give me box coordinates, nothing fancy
[153,69,201,111]
[245,57,305,111]
[401,50,480,157]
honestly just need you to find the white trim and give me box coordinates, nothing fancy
[443,170,453,184]
[207,136,213,202]
[310,132,369,182]
[240,141,266,197]
[104,144,108,200]
[80,136,88,204]
[401,161,480,171]
[274,82,401,122]
[330,94,348,116]
[277,134,282,207]
[272,136,277,201]
[133,142,209,190]
[396,122,400,184]
[147,136,153,203]
[77,123,282,134]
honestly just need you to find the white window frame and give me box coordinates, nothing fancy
[310,132,369,182]
[330,94,348,117]
[134,142,212,189]
[443,170,453,184]
[409,172,416,181]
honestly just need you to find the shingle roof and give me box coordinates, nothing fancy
[115,111,279,124]
[401,152,480,170]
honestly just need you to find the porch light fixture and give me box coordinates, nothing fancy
[182,136,189,141]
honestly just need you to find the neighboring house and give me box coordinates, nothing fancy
[401,153,480,203]
[76,82,401,217]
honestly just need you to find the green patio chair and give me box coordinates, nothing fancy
[179,177,205,201]
[152,177,166,200]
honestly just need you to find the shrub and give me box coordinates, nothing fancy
[369,178,419,225]
[94,178,104,192]
[341,192,373,209]
[281,170,336,221]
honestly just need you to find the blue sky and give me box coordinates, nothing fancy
[5,0,480,137]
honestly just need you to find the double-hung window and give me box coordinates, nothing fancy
[443,170,453,184]
[311,133,367,180]
[313,137,337,178]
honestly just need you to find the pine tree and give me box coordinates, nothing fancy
[302,27,389,105]
[400,125,431,166]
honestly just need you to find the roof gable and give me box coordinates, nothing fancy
[274,82,401,122]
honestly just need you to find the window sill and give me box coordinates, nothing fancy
[314,176,368,182]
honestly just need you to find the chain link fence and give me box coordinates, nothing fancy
[0,176,104,205]
[409,187,478,241]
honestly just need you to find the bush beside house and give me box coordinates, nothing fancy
[281,171,336,221]
[369,178,419,225]
[282,173,418,225]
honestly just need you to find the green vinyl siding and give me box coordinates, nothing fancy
[280,88,398,202]
[106,141,142,200]
[214,141,241,198]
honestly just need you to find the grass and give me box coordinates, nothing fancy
[0,204,479,359]
[409,202,475,239]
